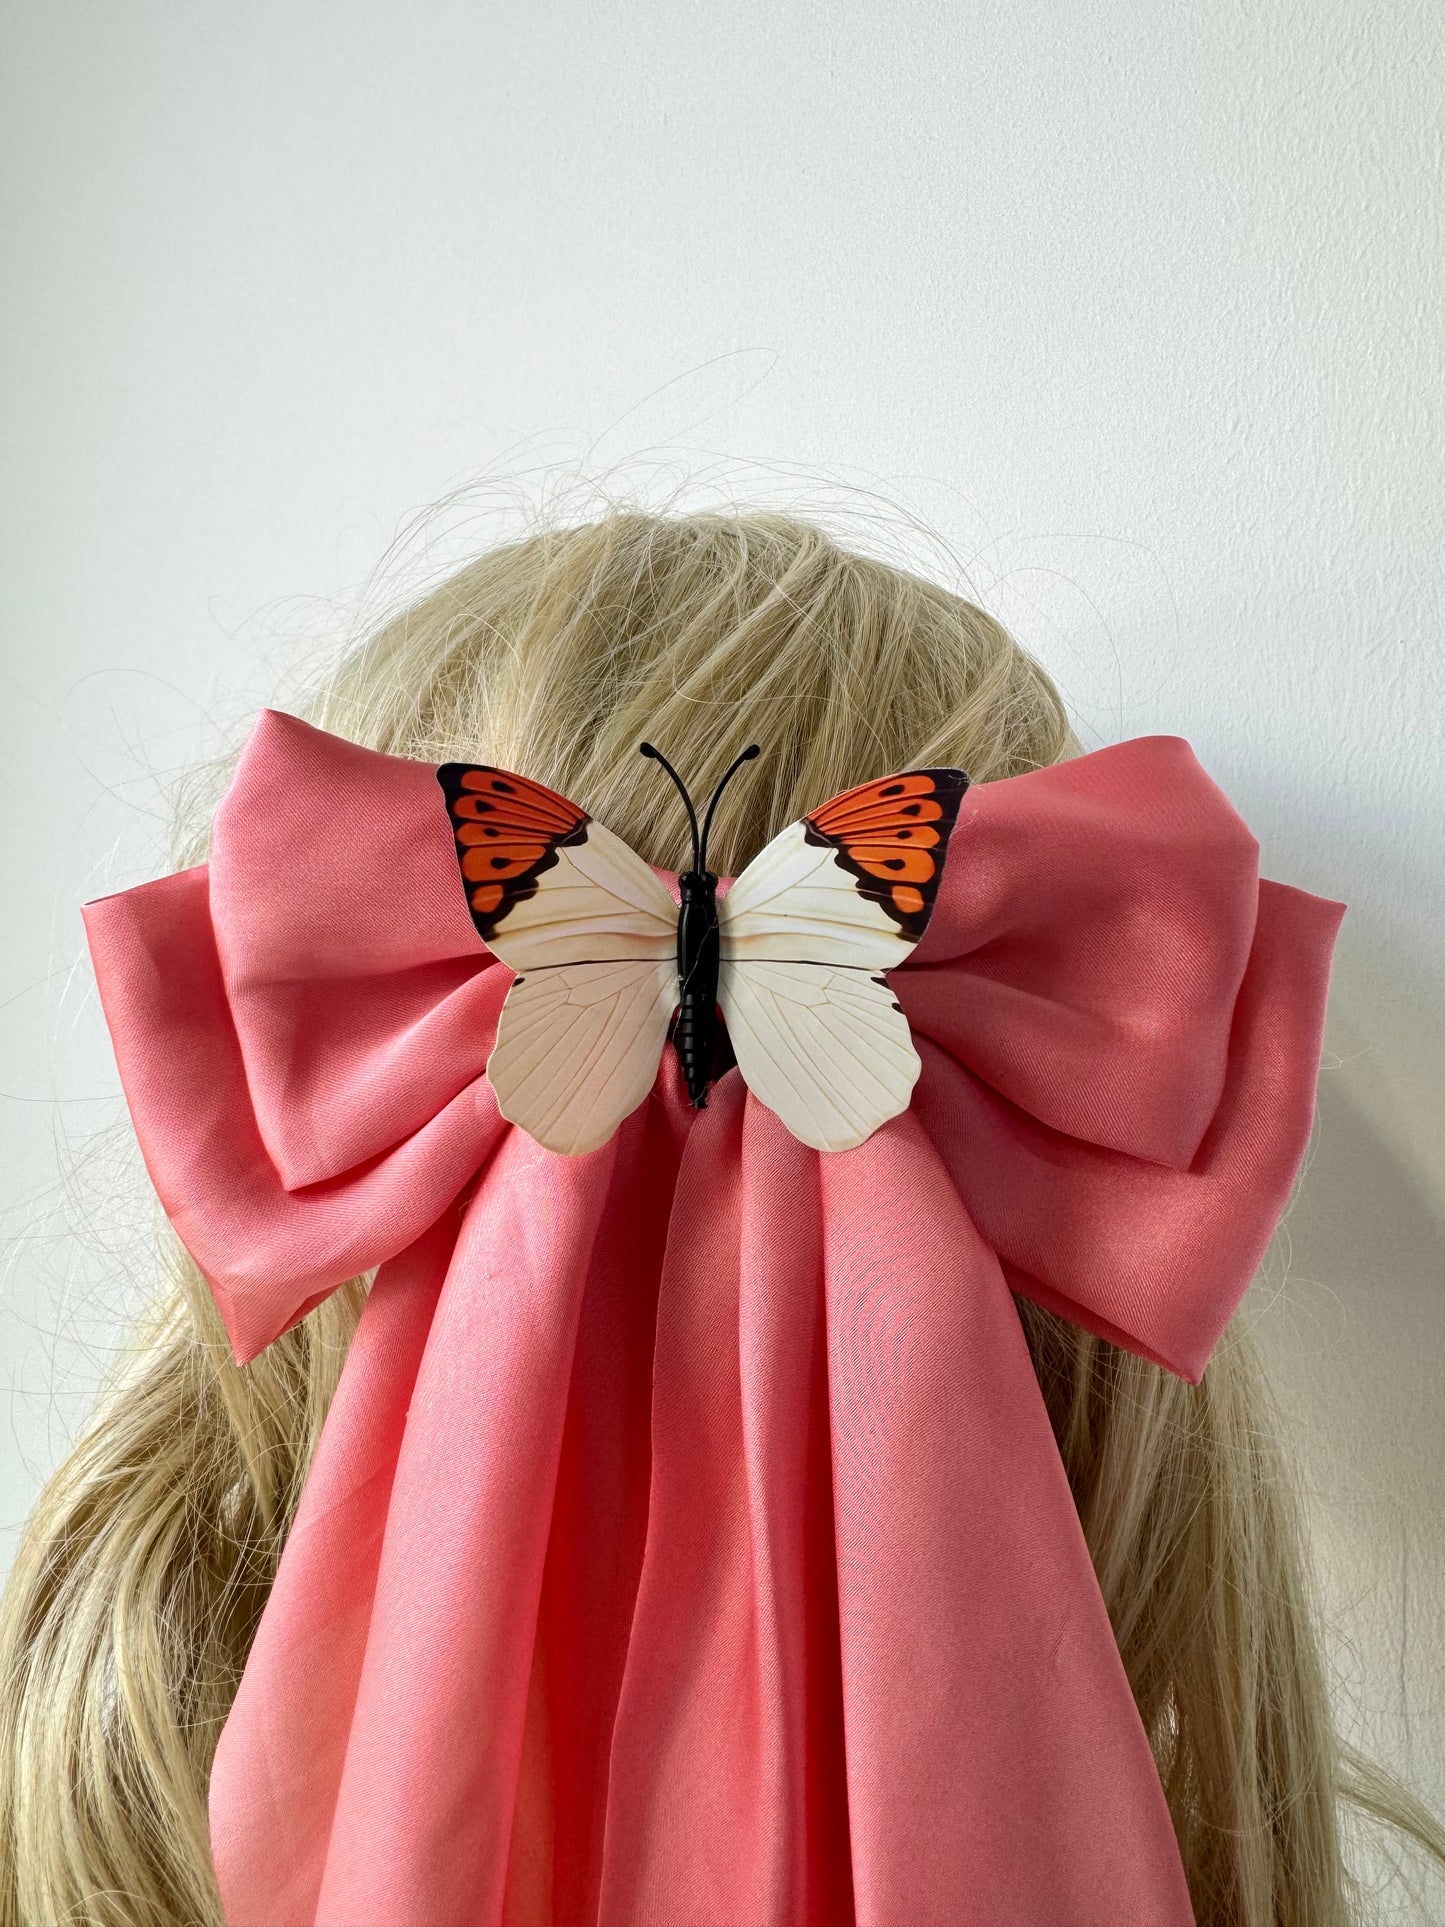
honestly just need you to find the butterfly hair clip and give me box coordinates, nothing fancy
[437,747,970,1155]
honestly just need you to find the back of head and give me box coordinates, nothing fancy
[0,507,1435,1926]
[311,508,1074,873]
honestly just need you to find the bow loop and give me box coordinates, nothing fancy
[898,737,1344,1380]
[210,709,497,1189]
[905,736,1260,1166]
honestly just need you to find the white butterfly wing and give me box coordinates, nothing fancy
[486,957,677,1156]
[718,820,918,970]
[438,765,678,1154]
[476,822,679,970]
[717,770,968,1152]
[716,952,921,1153]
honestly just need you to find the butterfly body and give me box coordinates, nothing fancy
[437,753,970,1155]
[674,866,722,1106]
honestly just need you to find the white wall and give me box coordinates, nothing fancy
[2,0,1441,1909]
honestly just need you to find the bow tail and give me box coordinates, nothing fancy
[209,1211,458,1927]
[598,1082,853,1927]
[212,1116,633,1927]
[819,1112,1196,1927]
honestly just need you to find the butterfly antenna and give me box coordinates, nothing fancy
[638,742,702,873]
[698,744,762,872]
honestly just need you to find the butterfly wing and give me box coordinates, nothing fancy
[438,764,678,1154]
[477,959,678,1156]
[718,768,969,1151]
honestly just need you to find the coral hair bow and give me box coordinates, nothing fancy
[83,710,1344,1927]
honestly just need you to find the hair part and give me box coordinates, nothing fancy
[1,507,1439,1923]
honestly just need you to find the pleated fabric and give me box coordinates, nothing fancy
[83,710,1345,1927]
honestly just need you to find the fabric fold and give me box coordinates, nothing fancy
[597,1084,852,1927]
[83,866,510,1362]
[208,1212,458,1927]
[314,1121,621,1926]
[910,874,1344,1381]
[820,1112,1194,1926]
[904,734,1261,1166]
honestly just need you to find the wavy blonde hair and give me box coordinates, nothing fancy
[1,508,1440,1925]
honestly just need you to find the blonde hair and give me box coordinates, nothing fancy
[1,507,1440,1925]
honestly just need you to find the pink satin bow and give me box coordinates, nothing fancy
[84,709,1345,1927]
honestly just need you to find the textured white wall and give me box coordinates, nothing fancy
[2,0,1441,1909]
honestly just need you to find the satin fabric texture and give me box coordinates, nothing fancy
[83,710,1345,1927]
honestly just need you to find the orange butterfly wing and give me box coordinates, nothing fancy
[804,767,969,941]
[437,764,589,940]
